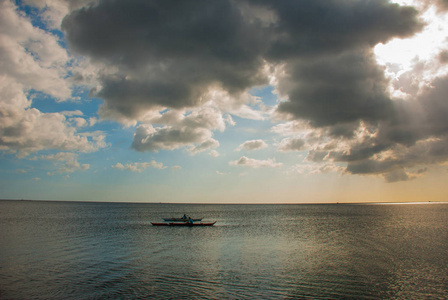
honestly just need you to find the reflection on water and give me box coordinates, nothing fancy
[1,201,447,299]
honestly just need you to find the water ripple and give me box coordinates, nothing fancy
[1,201,447,299]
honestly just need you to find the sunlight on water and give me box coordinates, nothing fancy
[1,201,447,299]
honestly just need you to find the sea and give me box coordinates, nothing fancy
[0,200,447,299]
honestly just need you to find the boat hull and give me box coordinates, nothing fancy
[162,218,203,222]
[151,222,216,226]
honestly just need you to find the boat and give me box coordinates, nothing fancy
[151,221,216,226]
[163,217,203,222]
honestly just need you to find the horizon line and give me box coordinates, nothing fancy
[1,199,447,206]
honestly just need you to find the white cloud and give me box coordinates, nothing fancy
[277,138,306,152]
[206,88,268,121]
[209,150,220,157]
[7,0,447,186]
[88,117,98,127]
[0,1,106,157]
[287,162,344,176]
[132,107,225,153]
[223,114,236,126]
[0,80,106,156]
[271,120,311,136]
[40,152,90,175]
[235,139,268,151]
[313,163,345,175]
[0,0,71,99]
[61,110,83,117]
[71,117,88,127]
[22,0,72,29]
[112,161,166,172]
[189,139,219,155]
[229,156,283,168]
[132,123,212,152]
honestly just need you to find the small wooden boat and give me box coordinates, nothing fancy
[163,217,203,222]
[151,221,216,226]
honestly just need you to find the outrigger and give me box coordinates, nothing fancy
[162,217,203,222]
[152,214,215,226]
[151,221,216,226]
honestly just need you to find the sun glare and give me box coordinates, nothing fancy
[374,5,448,75]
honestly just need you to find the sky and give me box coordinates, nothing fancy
[1,0,448,203]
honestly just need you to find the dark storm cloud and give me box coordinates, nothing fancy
[277,49,394,127]
[269,0,422,128]
[96,74,204,118]
[439,50,448,64]
[328,122,362,139]
[132,125,210,152]
[374,75,448,148]
[257,0,421,60]
[62,0,422,121]
[419,77,448,135]
[437,0,448,10]
[61,0,448,181]
[63,0,260,65]
[344,135,448,181]
[312,74,448,181]
[62,0,268,119]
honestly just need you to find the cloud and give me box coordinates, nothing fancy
[61,0,421,123]
[21,0,91,29]
[171,165,182,171]
[112,161,166,173]
[340,135,448,181]
[132,108,225,153]
[265,1,448,182]
[276,49,395,127]
[0,78,106,156]
[277,138,306,152]
[229,156,283,168]
[302,84,448,181]
[190,139,220,155]
[432,0,448,11]
[263,0,448,182]
[271,120,310,136]
[0,79,107,156]
[132,123,210,152]
[18,0,448,184]
[59,0,425,159]
[61,110,84,117]
[209,150,220,157]
[0,0,71,99]
[337,9,447,180]
[288,162,344,176]
[62,0,269,122]
[40,152,90,175]
[320,73,448,181]
[235,139,268,152]
[0,1,106,157]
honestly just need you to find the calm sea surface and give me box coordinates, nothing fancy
[1,200,447,299]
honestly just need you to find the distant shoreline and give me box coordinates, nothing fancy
[1,199,447,206]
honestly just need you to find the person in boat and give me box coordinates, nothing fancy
[188,218,194,225]
[183,214,187,219]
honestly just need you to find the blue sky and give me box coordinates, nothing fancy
[1,0,448,203]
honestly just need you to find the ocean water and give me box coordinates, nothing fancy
[0,201,447,299]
